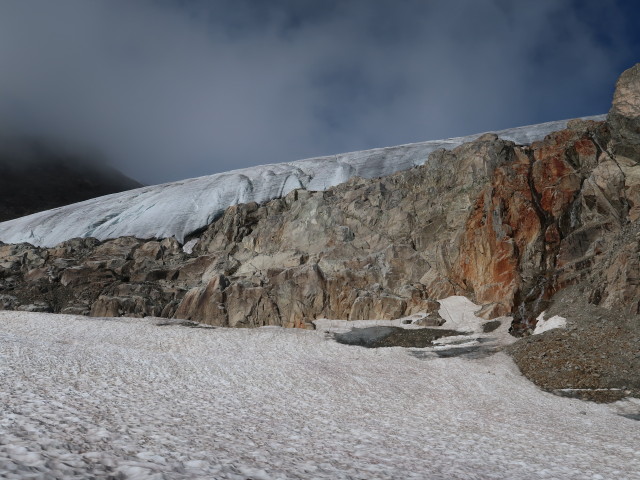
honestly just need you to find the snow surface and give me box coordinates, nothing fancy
[0,116,605,247]
[1,309,639,479]
[534,311,568,335]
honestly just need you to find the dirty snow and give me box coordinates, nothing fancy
[0,116,604,247]
[316,296,516,355]
[313,312,431,334]
[533,311,568,335]
[1,310,638,479]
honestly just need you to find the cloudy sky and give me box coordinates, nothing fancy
[0,0,638,184]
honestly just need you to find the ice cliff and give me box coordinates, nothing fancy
[0,116,604,247]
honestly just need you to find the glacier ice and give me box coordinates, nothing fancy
[0,115,605,247]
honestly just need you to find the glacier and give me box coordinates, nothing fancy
[0,115,605,247]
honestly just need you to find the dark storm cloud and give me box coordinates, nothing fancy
[0,0,636,184]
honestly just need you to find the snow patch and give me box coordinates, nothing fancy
[0,310,636,479]
[533,311,568,334]
[437,295,486,333]
[317,295,494,337]
[181,238,198,254]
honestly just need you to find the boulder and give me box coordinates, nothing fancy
[608,63,640,159]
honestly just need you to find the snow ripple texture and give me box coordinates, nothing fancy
[1,311,638,480]
[0,116,605,247]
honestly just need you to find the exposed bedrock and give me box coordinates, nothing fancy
[608,62,640,160]
[0,116,604,248]
[0,65,639,330]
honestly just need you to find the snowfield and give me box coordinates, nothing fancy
[0,116,604,247]
[1,309,638,480]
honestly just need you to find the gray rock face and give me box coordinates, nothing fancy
[609,63,640,159]
[1,115,637,330]
[0,117,604,247]
[0,65,637,332]
[0,134,515,325]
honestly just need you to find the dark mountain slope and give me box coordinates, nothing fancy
[0,139,142,222]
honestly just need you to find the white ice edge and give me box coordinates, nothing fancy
[0,115,605,247]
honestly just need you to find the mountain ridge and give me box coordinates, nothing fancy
[0,65,638,403]
[0,116,604,247]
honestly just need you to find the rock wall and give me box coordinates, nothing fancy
[1,65,639,331]
[0,117,602,248]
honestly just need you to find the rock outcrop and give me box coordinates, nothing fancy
[608,63,640,160]
[0,117,604,247]
[0,65,639,334]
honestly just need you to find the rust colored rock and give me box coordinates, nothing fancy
[0,65,638,332]
[447,118,632,329]
[532,131,582,218]
[450,146,539,317]
[60,266,116,287]
[224,282,280,327]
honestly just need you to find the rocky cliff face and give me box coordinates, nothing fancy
[0,117,601,248]
[0,65,639,335]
